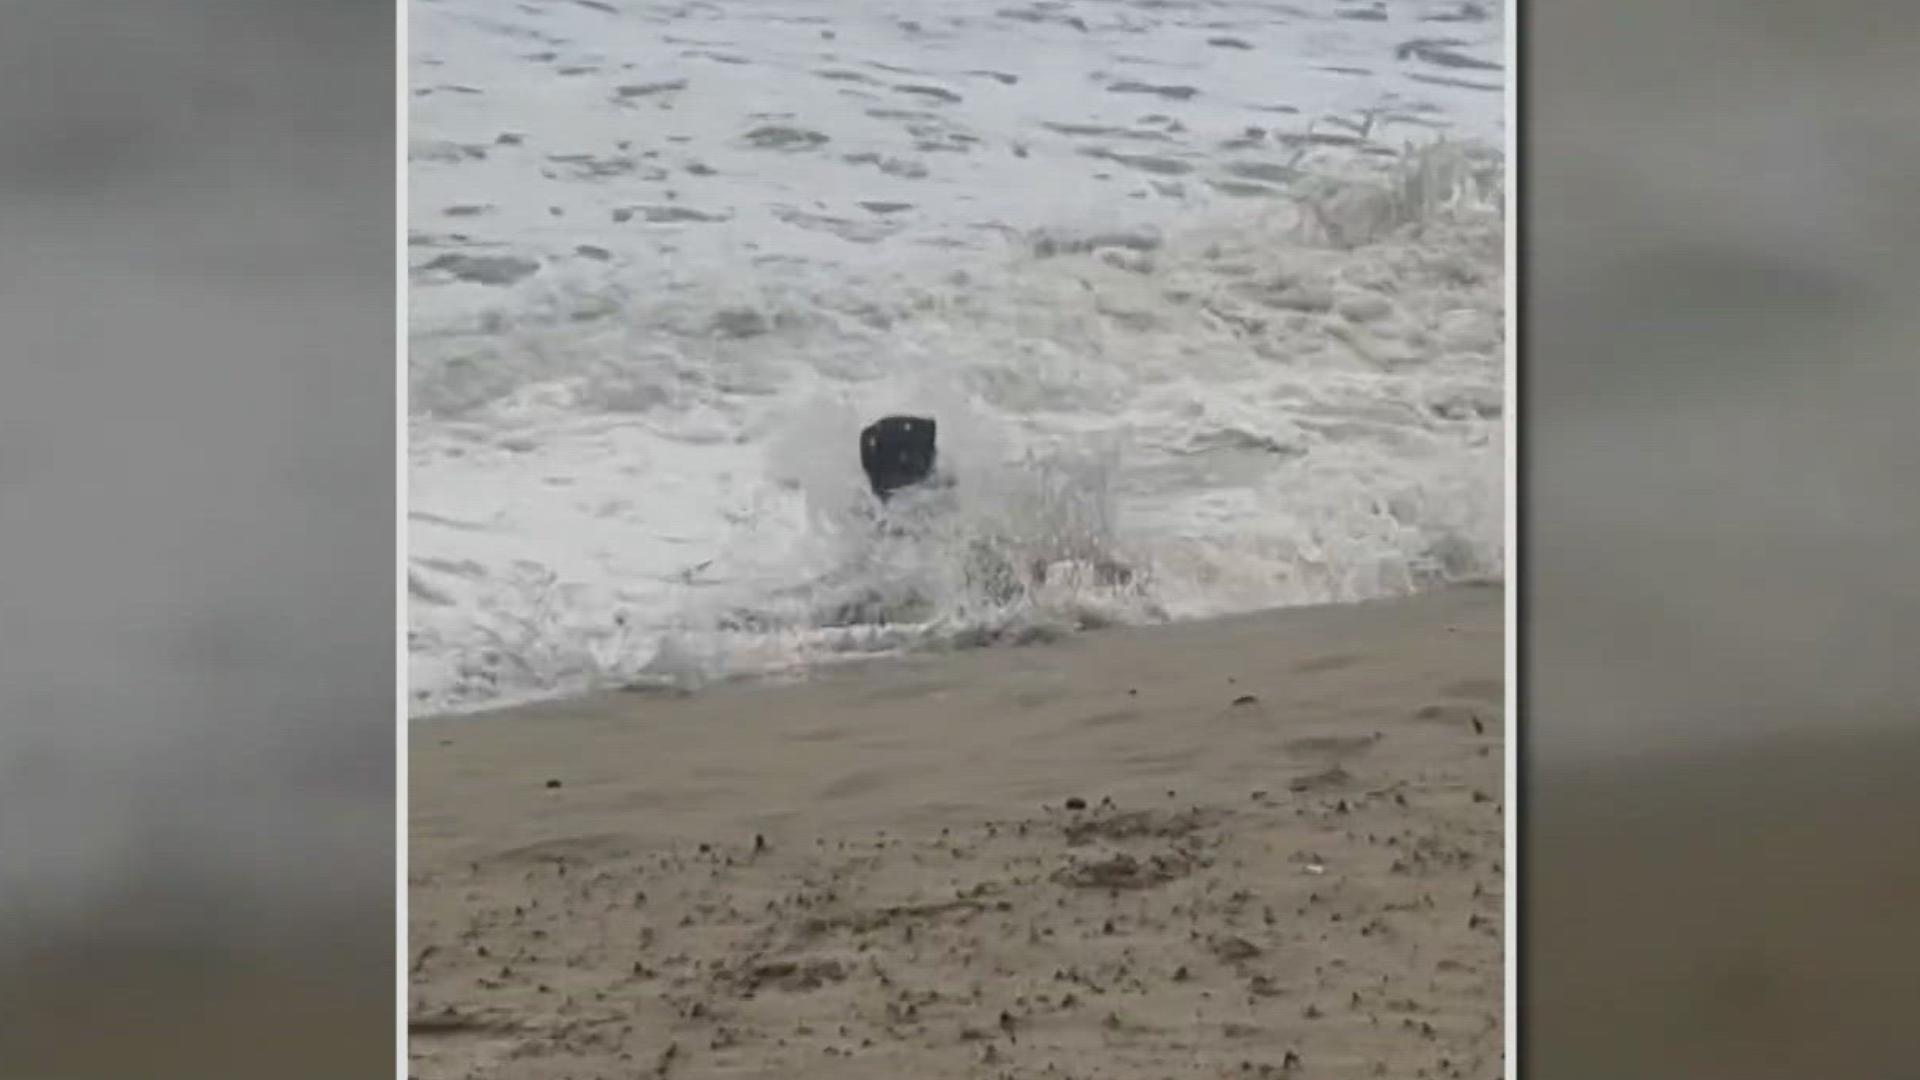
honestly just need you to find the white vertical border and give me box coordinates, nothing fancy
[395,0,411,1075]
[1501,0,1519,1077]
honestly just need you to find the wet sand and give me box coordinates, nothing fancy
[410,585,1504,1079]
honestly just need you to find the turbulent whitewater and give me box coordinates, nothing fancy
[408,0,1507,714]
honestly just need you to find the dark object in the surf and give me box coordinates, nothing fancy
[860,414,937,501]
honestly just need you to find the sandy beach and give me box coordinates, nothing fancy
[409,583,1503,1079]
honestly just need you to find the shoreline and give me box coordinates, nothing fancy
[411,583,1503,1079]
[413,581,1505,726]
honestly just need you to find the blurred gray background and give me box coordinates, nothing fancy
[0,1,393,1076]
[1528,0,1918,1076]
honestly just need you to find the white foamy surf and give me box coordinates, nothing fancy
[408,0,1506,714]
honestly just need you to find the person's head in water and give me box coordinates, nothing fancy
[860,415,937,502]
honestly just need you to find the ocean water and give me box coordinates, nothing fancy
[408,0,1507,714]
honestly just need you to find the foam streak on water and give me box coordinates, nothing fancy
[408,0,1506,714]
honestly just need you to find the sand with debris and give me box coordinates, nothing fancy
[410,584,1503,1079]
